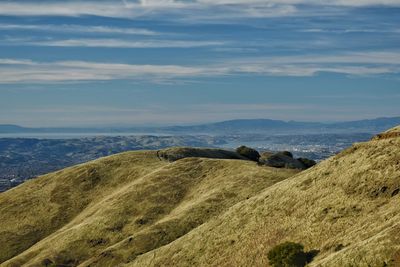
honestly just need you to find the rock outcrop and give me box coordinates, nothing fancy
[259,151,316,170]
[157,147,246,162]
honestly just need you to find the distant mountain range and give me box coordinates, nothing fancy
[163,117,400,134]
[1,116,400,135]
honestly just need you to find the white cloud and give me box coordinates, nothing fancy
[25,38,226,48]
[233,52,400,66]
[0,60,212,83]
[0,2,135,18]
[0,1,398,19]
[0,59,36,65]
[0,24,158,36]
[1,51,399,84]
[299,28,400,34]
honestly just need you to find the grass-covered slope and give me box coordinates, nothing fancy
[0,151,167,265]
[2,126,400,267]
[129,127,400,267]
[0,148,298,267]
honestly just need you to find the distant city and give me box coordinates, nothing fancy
[2,116,399,192]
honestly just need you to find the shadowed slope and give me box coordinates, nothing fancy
[128,127,400,267]
[0,149,297,266]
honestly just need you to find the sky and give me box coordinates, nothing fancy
[0,0,399,127]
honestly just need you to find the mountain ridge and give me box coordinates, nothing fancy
[163,116,400,134]
[2,116,400,134]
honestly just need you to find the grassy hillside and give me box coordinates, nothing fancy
[1,126,399,267]
[129,127,400,267]
[0,148,298,266]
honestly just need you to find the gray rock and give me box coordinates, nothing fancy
[260,152,315,170]
[157,147,247,162]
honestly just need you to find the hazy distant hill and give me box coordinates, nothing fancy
[328,116,400,132]
[2,116,399,135]
[0,124,26,133]
[163,119,324,133]
[163,117,400,134]
[1,126,400,266]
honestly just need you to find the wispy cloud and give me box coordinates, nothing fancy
[24,38,226,48]
[0,1,398,20]
[0,60,211,83]
[229,52,400,66]
[0,24,157,36]
[0,2,136,18]
[0,59,36,65]
[1,51,400,84]
[299,28,400,34]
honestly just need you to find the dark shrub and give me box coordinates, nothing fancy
[297,158,317,169]
[41,259,54,267]
[267,242,307,267]
[306,249,320,262]
[53,252,79,267]
[235,146,260,162]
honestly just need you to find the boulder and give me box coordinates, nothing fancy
[157,147,246,162]
[235,146,261,162]
[297,158,317,169]
[259,151,316,170]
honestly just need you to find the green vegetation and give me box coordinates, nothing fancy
[267,242,307,267]
[235,145,260,161]
[267,242,319,267]
[41,258,54,267]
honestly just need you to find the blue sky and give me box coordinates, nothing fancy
[0,0,399,127]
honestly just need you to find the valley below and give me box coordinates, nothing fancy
[0,132,372,192]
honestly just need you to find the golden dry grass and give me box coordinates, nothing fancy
[1,127,400,267]
[385,126,400,133]
[0,148,297,267]
[128,128,400,267]
[0,151,166,264]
